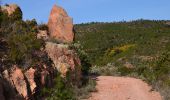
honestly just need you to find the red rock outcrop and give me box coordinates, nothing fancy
[0,3,82,99]
[48,5,74,43]
[45,42,82,84]
[25,67,36,94]
[1,4,19,15]
[11,67,28,98]
[1,65,56,99]
[2,70,20,99]
[3,65,28,99]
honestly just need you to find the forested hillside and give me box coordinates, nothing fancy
[75,20,170,99]
[75,20,170,65]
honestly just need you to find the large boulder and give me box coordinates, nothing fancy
[48,5,74,43]
[1,4,20,15]
[45,42,82,84]
[1,4,22,20]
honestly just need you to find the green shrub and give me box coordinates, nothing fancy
[41,73,96,100]
[69,42,91,75]
[38,24,48,31]
[41,73,76,100]
[0,9,43,67]
[5,20,43,66]
[73,77,96,99]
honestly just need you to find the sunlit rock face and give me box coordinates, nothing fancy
[48,5,74,43]
[25,67,36,94]
[3,65,28,99]
[45,42,82,85]
[1,4,20,15]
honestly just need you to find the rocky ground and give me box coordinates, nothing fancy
[88,76,162,100]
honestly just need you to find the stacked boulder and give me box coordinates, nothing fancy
[46,4,81,85]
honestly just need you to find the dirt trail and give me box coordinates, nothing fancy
[88,76,162,100]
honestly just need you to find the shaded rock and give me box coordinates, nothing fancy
[10,66,28,98]
[2,70,10,81]
[48,5,74,43]
[37,30,49,40]
[2,66,29,99]
[45,42,81,84]
[40,69,52,87]
[0,78,5,100]
[2,70,21,100]
[33,64,54,89]
[1,65,55,99]
[25,67,36,94]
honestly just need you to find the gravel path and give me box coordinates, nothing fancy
[88,76,162,100]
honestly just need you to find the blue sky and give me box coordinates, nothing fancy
[1,0,170,24]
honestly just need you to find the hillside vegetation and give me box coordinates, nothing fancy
[0,5,95,99]
[74,20,170,99]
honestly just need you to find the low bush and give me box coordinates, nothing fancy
[41,73,76,100]
[41,73,96,100]
[69,42,91,75]
[0,9,44,68]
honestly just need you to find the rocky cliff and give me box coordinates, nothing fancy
[0,64,55,99]
[1,4,19,15]
[0,4,82,100]
[45,42,82,85]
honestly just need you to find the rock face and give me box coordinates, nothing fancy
[1,4,19,15]
[48,5,74,43]
[0,78,5,100]
[0,3,82,99]
[25,68,36,94]
[1,65,56,99]
[6,66,28,98]
[45,42,82,84]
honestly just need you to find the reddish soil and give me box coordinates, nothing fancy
[88,76,162,100]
